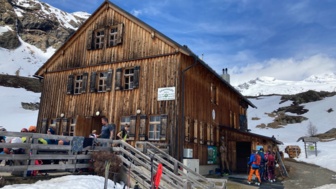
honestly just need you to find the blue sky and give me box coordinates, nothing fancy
[42,0,336,85]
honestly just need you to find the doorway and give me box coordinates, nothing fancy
[236,142,251,173]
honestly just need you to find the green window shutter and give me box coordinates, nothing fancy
[117,23,124,44]
[106,69,113,91]
[90,72,97,93]
[160,114,168,140]
[115,68,122,90]
[81,72,88,93]
[133,66,140,88]
[67,75,74,94]
[87,30,93,50]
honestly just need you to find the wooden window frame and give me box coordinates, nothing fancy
[69,118,76,136]
[97,72,108,92]
[210,125,214,145]
[94,28,105,49]
[211,83,218,105]
[193,120,198,143]
[124,67,134,90]
[74,74,83,94]
[108,25,119,47]
[199,121,204,145]
[148,115,161,141]
[185,117,190,142]
[88,24,123,50]
[120,116,134,140]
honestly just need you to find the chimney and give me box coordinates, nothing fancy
[221,68,230,83]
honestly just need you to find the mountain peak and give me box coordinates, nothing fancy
[236,73,336,96]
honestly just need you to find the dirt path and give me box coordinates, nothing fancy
[283,159,336,189]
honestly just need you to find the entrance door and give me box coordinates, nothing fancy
[91,116,102,136]
[236,142,251,173]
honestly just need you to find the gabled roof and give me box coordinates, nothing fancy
[34,0,255,108]
[34,0,191,76]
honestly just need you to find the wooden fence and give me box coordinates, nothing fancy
[0,131,114,177]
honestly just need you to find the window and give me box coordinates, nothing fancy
[149,116,161,140]
[87,24,124,50]
[211,83,218,104]
[94,29,105,49]
[120,116,131,128]
[115,66,140,90]
[67,73,88,95]
[90,70,113,93]
[124,68,134,90]
[74,75,83,94]
[199,122,204,144]
[108,26,118,47]
[98,72,108,92]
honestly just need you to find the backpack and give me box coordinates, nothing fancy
[27,160,43,176]
[253,154,261,166]
[267,153,275,167]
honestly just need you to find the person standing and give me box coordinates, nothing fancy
[219,136,230,175]
[117,124,130,141]
[247,150,262,185]
[265,150,276,182]
[98,117,115,140]
[258,148,266,181]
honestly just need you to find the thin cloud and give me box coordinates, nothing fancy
[39,0,336,87]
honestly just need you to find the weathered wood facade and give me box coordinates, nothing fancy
[34,1,278,172]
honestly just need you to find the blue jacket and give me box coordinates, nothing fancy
[248,153,260,169]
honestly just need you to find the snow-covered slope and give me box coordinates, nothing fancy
[248,95,336,172]
[0,38,55,77]
[236,73,336,96]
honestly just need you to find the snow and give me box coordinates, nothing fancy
[0,37,55,77]
[237,72,336,96]
[1,175,128,189]
[0,26,10,35]
[12,0,89,30]
[248,95,336,189]
[0,86,40,130]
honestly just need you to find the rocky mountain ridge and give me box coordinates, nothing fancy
[0,0,89,51]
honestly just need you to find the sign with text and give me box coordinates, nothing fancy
[158,87,175,101]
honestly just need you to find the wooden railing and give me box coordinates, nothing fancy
[0,131,94,176]
[135,141,217,189]
[0,132,222,188]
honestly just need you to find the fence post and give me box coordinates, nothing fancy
[104,160,111,189]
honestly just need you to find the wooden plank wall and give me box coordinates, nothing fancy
[36,3,185,155]
[37,54,180,145]
[179,55,246,164]
[45,4,177,73]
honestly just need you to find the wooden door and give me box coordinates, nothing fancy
[74,115,90,137]
[236,142,251,173]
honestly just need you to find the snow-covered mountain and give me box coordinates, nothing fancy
[0,0,89,77]
[236,73,336,96]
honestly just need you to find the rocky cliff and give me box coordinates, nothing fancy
[0,0,88,51]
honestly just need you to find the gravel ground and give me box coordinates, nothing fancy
[283,158,336,189]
